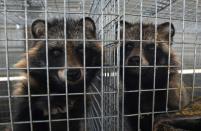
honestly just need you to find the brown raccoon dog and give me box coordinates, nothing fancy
[119,21,190,131]
[12,17,101,131]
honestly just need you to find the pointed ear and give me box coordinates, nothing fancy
[31,19,46,38]
[119,20,132,32]
[115,20,132,39]
[79,17,96,34]
[157,22,175,39]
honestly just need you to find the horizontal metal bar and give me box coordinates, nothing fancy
[124,110,178,117]
[0,69,200,82]
[178,69,201,74]
[0,9,119,16]
[0,115,118,125]
[0,92,117,98]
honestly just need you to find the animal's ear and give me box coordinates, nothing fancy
[115,20,132,39]
[79,17,96,34]
[31,19,46,38]
[119,20,132,32]
[157,22,175,39]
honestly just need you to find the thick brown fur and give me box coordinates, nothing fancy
[11,17,101,131]
[119,21,190,131]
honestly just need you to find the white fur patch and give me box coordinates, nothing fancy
[43,106,67,116]
[58,69,66,81]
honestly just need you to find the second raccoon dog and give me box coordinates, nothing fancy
[119,21,190,130]
[12,17,101,131]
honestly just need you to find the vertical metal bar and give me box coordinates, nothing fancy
[165,0,172,112]
[152,0,158,129]
[82,0,87,130]
[64,0,70,131]
[121,0,126,130]
[44,0,52,130]
[191,0,199,101]
[3,0,13,130]
[24,1,33,131]
[116,0,120,130]
[101,0,104,131]
[138,0,143,130]
[112,0,115,128]
[180,0,186,109]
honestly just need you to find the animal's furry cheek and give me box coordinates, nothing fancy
[141,56,149,66]
[13,85,24,95]
[159,42,171,54]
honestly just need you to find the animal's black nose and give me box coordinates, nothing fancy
[67,69,81,81]
[128,56,140,66]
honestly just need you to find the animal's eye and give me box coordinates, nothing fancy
[146,44,156,51]
[51,49,63,57]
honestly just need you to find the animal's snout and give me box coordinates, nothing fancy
[67,69,81,82]
[128,56,140,66]
[58,69,83,84]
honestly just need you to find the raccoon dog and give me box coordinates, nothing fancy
[12,17,101,131]
[119,21,190,131]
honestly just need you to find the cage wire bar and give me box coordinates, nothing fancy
[24,0,33,131]
[63,0,70,131]
[87,0,120,131]
[0,0,201,131]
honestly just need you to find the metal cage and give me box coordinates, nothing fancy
[0,0,201,131]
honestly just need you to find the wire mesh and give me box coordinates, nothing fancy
[0,0,201,131]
